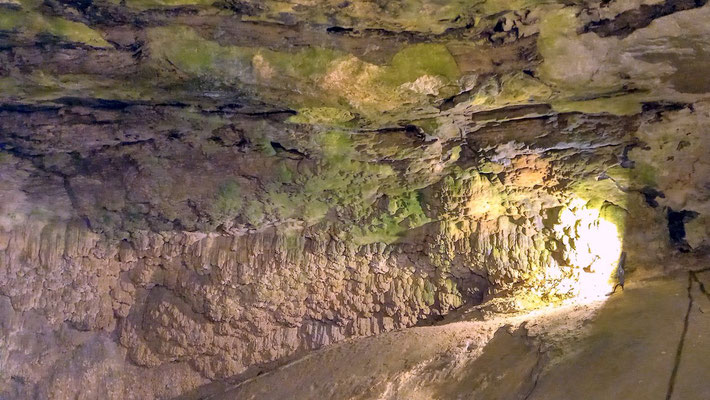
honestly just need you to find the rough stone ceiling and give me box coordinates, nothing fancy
[3,0,709,235]
[1,0,710,398]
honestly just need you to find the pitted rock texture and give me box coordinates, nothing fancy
[1,0,710,398]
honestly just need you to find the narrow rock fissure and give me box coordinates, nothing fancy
[691,272,710,307]
[665,272,693,400]
[523,344,545,400]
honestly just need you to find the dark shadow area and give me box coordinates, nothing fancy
[667,208,699,252]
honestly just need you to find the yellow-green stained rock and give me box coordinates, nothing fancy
[497,73,553,104]
[606,162,657,190]
[239,0,476,34]
[570,178,627,209]
[121,0,216,9]
[551,94,644,116]
[145,26,465,123]
[3,1,710,398]
[381,44,460,86]
[477,0,550,15]
[288,108,355,125]
[147,25,345,85]
[599,201,628,233]
[147,26,252,79]
[258,47,343,80]
[351,189,431,246]
[478,160,505,174]
[211,181,243,220]
[0,10,110,47]
[536,8,581,86]
[470,73,553,109]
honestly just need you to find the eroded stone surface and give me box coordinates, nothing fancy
[201,272,709,400]
[1,0,710,397]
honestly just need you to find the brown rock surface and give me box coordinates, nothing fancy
[1,0,710,397]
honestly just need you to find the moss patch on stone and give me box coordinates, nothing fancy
[497,73,553,104]
[469,73,553,109]
[121,0,216,9]
[147,25,343,85]
[570,177,627,209]
[599,201,629,234]
[606,162,658,189]
[146,26,463,123]
[537,7,645,114]
[259,47,343,80]
[147,26,252,80]
[0,10,110,47]
[239,0,475,34]
[288,107,355,125]
[379,44,460,87]
[477,0,552,15]
[211,180,244,221]
[537,11,590,76]
[351,190,431,246]
[552,94,644,116]
[203,130,408,228]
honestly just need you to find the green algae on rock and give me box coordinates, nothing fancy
[2,0,710,398]
[0,9,110,47]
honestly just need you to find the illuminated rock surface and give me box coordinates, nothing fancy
[0,0,709,398]
[196,270,710,400]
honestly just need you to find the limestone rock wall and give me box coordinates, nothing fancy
[2,0,710,398]
[3,103,708,397]
[0,214,554,386]
[3,102,708,398]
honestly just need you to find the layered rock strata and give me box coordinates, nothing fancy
[1,0,710,397]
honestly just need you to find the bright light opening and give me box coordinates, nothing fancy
[553,198,623,303]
